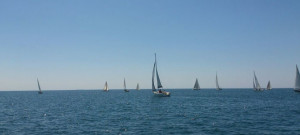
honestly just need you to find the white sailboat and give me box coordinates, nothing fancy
[152,53,170,97]
[103,81,109,91]
[37,78,42,94]
[253,71,263,91]
[136,83,140,90]
[193,78,200,90]
[294,65,300,92]
[216,73,222,90]
[124,78,129,92]
[266,81,272,90]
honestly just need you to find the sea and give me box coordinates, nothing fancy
[0,89,299,135]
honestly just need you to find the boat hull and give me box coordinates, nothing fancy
[124,89,129,92]
[193,89,200,90]
[38,91,42,94]
[294,89,300,92]
[153,91,170,97]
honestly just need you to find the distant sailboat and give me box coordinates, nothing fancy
[124,78,129,92]
[37,78,42,94]
[266,81,272,90]
[136,83,140,90]
[103,81,109,91]
[294,65,300,92]
[253,72,263,91]
[216,73,222,90]
[193,78,200,90]
[152,53,170,97]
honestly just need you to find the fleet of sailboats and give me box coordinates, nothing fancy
[193,78,200,90]
[124,78,129,92]
[103,81,109,91]
[216,73,222,90]
[37,78,42,94]
[295,65,300,92]
[152,53,170,97]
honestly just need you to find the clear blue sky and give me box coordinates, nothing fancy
[0,0,299,90]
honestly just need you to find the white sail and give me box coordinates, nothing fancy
[151,53,170,96]
[124,78,126,90]
[104,81,109,91]
[193,78,200,90]
[254,72,262,90]
[152,62,156,91]
[253,78,256,90]
[295,65,300,91]
[216,73,222,90]
[37,78,42,94]
[155,54,163,89]
[136,83,140,90]
[267,81,271,90]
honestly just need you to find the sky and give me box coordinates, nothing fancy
[0,0,299,90]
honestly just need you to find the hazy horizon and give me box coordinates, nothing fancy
[0,0,299,90]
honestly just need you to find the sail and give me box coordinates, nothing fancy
[155,54,163,89]
[124,78,126,90]
[193,78,200,90]
[295,65,300,90]
[254,72,261,90]
[152,62,156,91]
[37,78,42,92]
[104,81,109,91]
[136,83,140,90]
[267,81,271,90]
[216,74,220,90]
[253,78,256,89]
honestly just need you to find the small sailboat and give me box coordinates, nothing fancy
[37,78,42,94]
[124,78,129,92]
[294,65,300,92]
[253,71,263,91]
[103,81,109,91]
[266,81,272,90]
[193,78,200,90]
[152,53,170,97]
[136,83,140,90]
[216,73,222,90]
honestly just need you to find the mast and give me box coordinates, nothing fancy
[295,65,300,90]
[155,53,163,89]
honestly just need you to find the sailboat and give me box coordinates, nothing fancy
[253,71,263,91]
[136,83,140,90]
[152,53,170,97]
[294,65,300,92]
[124,78,129,92]
[37,78,42,94]
[266,81,272,90]
[103,81,109,91]
[216,73,222,90]
[193,78,200,90]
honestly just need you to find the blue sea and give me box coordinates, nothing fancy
[0,89,299,135]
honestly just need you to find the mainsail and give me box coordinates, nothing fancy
[295,65,300,91]
[155,54,163,89]
[124,78,126,90]
[216,74,221,90]
[254,72,262,90]
[104,81,109,91]
[193,78,200,90]
[37,78,42,94]
[267,81,271,90]
[152,62,156,91]
[136,83,140,90]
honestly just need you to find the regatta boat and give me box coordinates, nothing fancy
[152,53,170,97]
[136,83,140,90]
[216,73,222,90]
[193,78,200,90]
[253,71,264,91]
[124,78,129,92]
[266,81,272,90]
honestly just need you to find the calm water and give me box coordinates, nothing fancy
[0,89,299,135]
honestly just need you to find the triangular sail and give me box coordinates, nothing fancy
[104,81,109,91]
[124,78,126,90]
[216,74,221,90]
[253,78,256,89]
[155,54,163,89]
[193,78,200,90]
[37,78,42,92]
[136,83,140,90]
[295,65,300,90]
[254,72,261,90]
[267,81,271,90]
[152,62,156,91]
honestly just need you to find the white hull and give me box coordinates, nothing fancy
[153,91,170,97]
